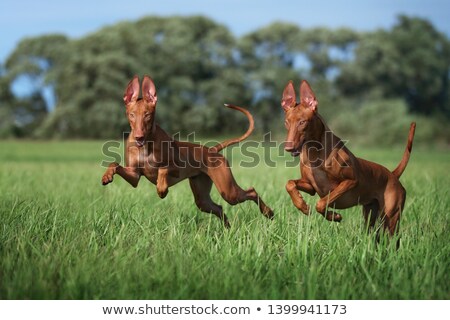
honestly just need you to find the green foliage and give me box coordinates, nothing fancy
[329,98,450,147]
[0,15,449,143]
[337,16,450,116]
[0,71,16,137]
[3,35,69,134]
[238,22,303,132]
[0,141,448,299]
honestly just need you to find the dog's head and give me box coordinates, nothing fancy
[123,75,157,147]
[281,80,318,157]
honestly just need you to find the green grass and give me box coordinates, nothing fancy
[0,140,449,299]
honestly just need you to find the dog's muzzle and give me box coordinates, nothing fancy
[135,137,145,148]
[285,141,303,157]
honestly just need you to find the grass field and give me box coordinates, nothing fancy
[0,140,449,299]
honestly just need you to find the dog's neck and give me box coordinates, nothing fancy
[306,114,327,142]
[303,113,343,163]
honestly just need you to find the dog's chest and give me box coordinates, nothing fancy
[145,151,160,167]
[141,152,159,183]
[305,166,339,197]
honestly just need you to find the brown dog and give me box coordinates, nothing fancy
[102,75,274,227]
[281,80,415,237]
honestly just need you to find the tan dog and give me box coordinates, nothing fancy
[282,80,415,237]
[102,75,274,227]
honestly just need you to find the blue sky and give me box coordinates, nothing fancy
[1,0,449,63]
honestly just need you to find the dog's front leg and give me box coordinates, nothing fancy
[156,167,170,198]
[315,179,357,222]
[286,179,316,215]
[102,162,141,187]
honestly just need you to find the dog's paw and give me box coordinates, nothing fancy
[102,173,113,185]
[327,213,342,222]
[264,207,275,220]
[157,188,168,199]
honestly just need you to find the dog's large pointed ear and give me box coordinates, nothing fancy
[281,81,296,112]
[300,80,317,113]
[123,75,140,105]
[142,75,157,104]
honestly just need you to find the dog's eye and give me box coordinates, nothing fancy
[298,120,307,127]
[145,113,151,118]
[129,113,135,119]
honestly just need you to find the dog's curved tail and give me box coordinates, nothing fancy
[392,122,416,178]
[209,104,254,153]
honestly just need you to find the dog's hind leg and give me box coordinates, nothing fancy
[376,185,406,248]
[241,186,274,219]
[189,174,230,228]
[382,185,406,237]
[206,159,274,219]
[362,200,380,231]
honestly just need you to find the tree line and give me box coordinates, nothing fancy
[1,15,449,144]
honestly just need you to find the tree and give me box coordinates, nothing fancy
[238,22,303,132]
[0,65,16,137]
[302,27,359,80]
[38,16,247,138]
[336,16,450,116]
[1,14,448,139]
[3,35,68,135]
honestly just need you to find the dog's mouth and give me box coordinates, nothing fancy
[290,141,305,157]
[135,139,145,148]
